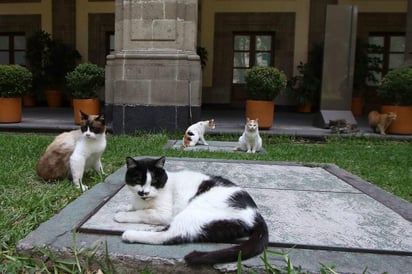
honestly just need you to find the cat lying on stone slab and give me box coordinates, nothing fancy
[114,156,268,265]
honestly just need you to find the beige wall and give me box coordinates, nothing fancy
[200,0,310,88]
[76,0,114,62]
[0,0,52,33]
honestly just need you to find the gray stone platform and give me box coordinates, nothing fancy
[17,157,412,273]
[164,140,267,153]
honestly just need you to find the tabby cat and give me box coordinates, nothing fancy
[114,156,269,265]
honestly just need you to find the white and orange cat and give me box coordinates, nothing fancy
[234,118,262,153]
[182,119,215,148]
[368,110,397,135]
[36,112,107,191]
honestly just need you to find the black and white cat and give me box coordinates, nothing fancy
[182,119,215,148]
[114,156,268,265]
[36,111,107,191]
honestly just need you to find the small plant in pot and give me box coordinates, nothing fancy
[377,66,412,134]
[26,30,81,107]
[244,66,287,129]
[0,65,32,123]
[288,62,320,113]
[66,63,105,124]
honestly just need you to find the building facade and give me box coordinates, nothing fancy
[0,0,408,131]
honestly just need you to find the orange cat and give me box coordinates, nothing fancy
[368,111,397,135]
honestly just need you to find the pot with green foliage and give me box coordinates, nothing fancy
[377,66,412,134]
[288,62,320,113]
[66,63,105,124]
[244,66,287,129]
[0,65,32,123]
[26,30,81,107]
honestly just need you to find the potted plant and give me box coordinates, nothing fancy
[0,65,32,123]
[288,62,320,113]
[377,66,412,134]
[26,30,81,107]
[352,40,382,116]
[66,63,105,124]
[244,66,287,129]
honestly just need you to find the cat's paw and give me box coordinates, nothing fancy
[115,204,134,213]
[114,212,129,223]
[121,230,138,243]
[73,182,89,191]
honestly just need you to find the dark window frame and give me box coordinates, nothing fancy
[232,32,275,84]
[0,32,26,65]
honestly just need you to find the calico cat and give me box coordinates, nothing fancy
[234,118,262,153]
[114,156,268,265]
[368,110,397,135]
[182,119,215,148]
[36,111,107,191]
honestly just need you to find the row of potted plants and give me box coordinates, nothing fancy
[0,62,105,124]
[244,65,412,134]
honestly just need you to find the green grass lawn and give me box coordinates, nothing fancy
[0,132,411,272]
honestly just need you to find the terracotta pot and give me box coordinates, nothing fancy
[22,95,36,107]
[46,90,63,108]
[72,98,101,124]
[297,103,312,113]
[245,100,274,129]
[0,97,22,123]
[381,105,412,135]
[351,97,363,116]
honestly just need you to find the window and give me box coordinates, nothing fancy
[367,33,405,86]
[106,32,115,56]
[0,33,26,65]
[232,33,274,84]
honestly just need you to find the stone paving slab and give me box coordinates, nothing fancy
[79,159,412,254]
[164,140,267,153]
[17,157,412,273]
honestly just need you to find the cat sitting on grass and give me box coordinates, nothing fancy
[114,156,269,265]
[182,119,215,148]
[234,117,262,153]
[36,111,107,191]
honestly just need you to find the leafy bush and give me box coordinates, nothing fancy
[0,65,32,97]
[245,66,287,101]
[26,30,81,91]
[378,67,412,106]
[66,63,105,99]
[288,62,320,104]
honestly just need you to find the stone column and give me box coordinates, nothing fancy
[313,5,358,128]
[105,0,201,134]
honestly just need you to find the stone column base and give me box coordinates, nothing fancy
[105,50,201,134]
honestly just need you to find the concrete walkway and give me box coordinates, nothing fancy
[17,157,412,273]
[0,106,411,141]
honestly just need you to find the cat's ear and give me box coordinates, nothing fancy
[126,157,137,169]
[96,114,105,124]
[255,118,259,122]
[80,111,88,121]
[246,117,250,123]
[155,156,166,168]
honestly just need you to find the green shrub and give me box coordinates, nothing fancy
[66,63,105,99]
[0,65,32,97]
[378,67,412,106]
[244,66,287,101]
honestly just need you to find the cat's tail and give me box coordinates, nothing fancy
[182,131,194,148]
[184,214,269,265]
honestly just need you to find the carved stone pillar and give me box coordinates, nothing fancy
[105,0,201,134]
